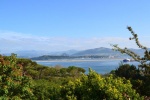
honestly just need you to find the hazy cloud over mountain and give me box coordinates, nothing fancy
[0,31,148,53]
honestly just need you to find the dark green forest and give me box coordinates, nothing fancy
[0,27,150,100]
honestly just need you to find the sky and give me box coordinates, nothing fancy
[0,0,150,53]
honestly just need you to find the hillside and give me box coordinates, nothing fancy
[72,47,121,56]
[30,47,147,60]
[72,47,146,57]
[3,47,146,59]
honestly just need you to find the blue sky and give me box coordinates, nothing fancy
[0,0,150,53]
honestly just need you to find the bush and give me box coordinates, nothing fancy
[61,68,143,100]
[115,64,140,79]
[0,54,34,99]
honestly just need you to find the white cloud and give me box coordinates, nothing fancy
[0,31,149,53]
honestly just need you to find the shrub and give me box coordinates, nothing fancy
[0,54,34,99]
[61,69,143,100]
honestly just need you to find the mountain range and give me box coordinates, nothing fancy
[2,47,146,58]
[72,47,120,56]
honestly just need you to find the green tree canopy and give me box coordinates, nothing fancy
[0,54,34,99]
[61,69,143,100]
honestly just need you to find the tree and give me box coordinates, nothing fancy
[17,58,38,79]
[33,79,61,100]
[61,69,143,100]
[67,66,85,77]
[115,64,139,79]
[0,54,34,99]
[112,27,150,96]
[112,26,150,76]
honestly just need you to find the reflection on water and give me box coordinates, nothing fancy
[35,59,140,74]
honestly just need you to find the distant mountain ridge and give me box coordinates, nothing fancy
[2,47,148,58]
[30,47,148,60]
[72,47,146,57]
[72,47,120,56]
[2,49,79,58]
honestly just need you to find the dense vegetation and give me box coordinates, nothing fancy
[0,54,144,100]
[0,27,150,99]
[0,54,34,99]
[0,54,86,99]
[112,26,150,99]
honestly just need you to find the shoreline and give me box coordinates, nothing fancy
[33,58,123,62]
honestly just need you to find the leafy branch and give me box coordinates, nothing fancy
[112,26,150,75]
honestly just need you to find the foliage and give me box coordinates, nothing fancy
[16,58,85,80]
[114,64,143,95]
[0,54,34,99]
[112,26,150,76]
[33,79,61,100]
[0,53,145,99]
[17,58,39,80]
[112,27,150,96]
[37,65,85,79]
[0,54,146,100]
[61,68,143,100]
[115,64,140,79]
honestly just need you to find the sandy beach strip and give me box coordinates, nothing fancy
[33,58,123,62]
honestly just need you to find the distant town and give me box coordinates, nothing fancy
[31,54,117,60]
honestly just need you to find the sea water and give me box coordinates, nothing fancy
[35,59,139,74]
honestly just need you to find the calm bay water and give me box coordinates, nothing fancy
[35,59,139,74]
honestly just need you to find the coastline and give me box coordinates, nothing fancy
[33,58,123,62]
